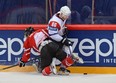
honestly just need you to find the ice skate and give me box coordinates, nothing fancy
[50,58,57,75]
[32,62,42,73]
[58,67,70,75]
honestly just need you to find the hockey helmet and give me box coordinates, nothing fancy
[59,6,71,17]
[24,27,35,37]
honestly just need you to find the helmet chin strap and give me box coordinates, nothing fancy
[58,13,64,20]
[59,13,67,21]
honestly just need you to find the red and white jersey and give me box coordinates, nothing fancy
[21,29,48,62]
[48,13,67,42]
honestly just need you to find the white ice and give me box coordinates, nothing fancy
[0,72,116,83]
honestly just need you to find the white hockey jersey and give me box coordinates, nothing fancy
[48,13,67,42]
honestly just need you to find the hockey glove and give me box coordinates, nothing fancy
[61,38,73,46]
[19,59,26,67]
[63,27,68,37]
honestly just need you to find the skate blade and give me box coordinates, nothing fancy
[57,71,70,75]
[51,65,57,75]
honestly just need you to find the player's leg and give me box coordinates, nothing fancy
[55,49,74,75]
[55,45,83,75]
[40,44,53,76]
[63,45,84,64]
[40,41,60,76]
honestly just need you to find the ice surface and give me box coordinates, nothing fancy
[0,72,116,83]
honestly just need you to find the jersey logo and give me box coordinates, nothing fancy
[49,21,60,30]
[49,27,57,31]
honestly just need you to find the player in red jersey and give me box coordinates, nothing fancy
[19,27,74,76]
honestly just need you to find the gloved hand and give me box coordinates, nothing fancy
[19,59,26,67]
[63,27,68,37]
[61,38,73,46]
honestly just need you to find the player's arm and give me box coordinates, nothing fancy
[19,38,31,67]
[48,21,72,46]
[21,48,31,62]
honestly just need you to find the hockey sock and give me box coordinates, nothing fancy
[42,66,52,76]
[61,56,74,67]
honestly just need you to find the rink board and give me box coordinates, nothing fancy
[0,24,116,74]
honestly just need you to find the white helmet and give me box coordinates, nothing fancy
[59,6,71,16]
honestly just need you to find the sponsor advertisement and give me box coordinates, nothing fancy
[0,30,38,65]
[0,30,116,67]
[68,30,116,67]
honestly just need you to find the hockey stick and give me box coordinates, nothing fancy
[0,64,19,71]
[0,58,38,71]
[64,34,84,64]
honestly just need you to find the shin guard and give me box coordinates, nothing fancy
[42,66,52,76]
[62,56,74,67]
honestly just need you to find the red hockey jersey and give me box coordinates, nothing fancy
[21,29,48,62]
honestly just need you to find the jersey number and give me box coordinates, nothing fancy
[51,22,57,27]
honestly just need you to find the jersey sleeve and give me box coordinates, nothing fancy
[48,21,64,42]
[21,38,31,62]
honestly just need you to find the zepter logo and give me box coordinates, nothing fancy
[69,33,116,64]
[0,33,116,64]
[0,38,38,61]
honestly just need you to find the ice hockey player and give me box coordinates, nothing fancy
[18,27,75,76]
[47,6,84,75]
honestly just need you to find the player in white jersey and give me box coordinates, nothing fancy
[47,6,84,75]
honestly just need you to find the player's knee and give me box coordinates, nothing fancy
[61,56,74,67]
[42,66,52,76]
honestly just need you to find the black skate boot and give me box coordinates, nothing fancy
[58,67,70,75]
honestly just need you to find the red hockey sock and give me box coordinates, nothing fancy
[42,66,52,76]
[62,56,74,67]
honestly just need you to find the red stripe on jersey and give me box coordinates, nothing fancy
[42,29,49,37]
[49,21,60,30]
